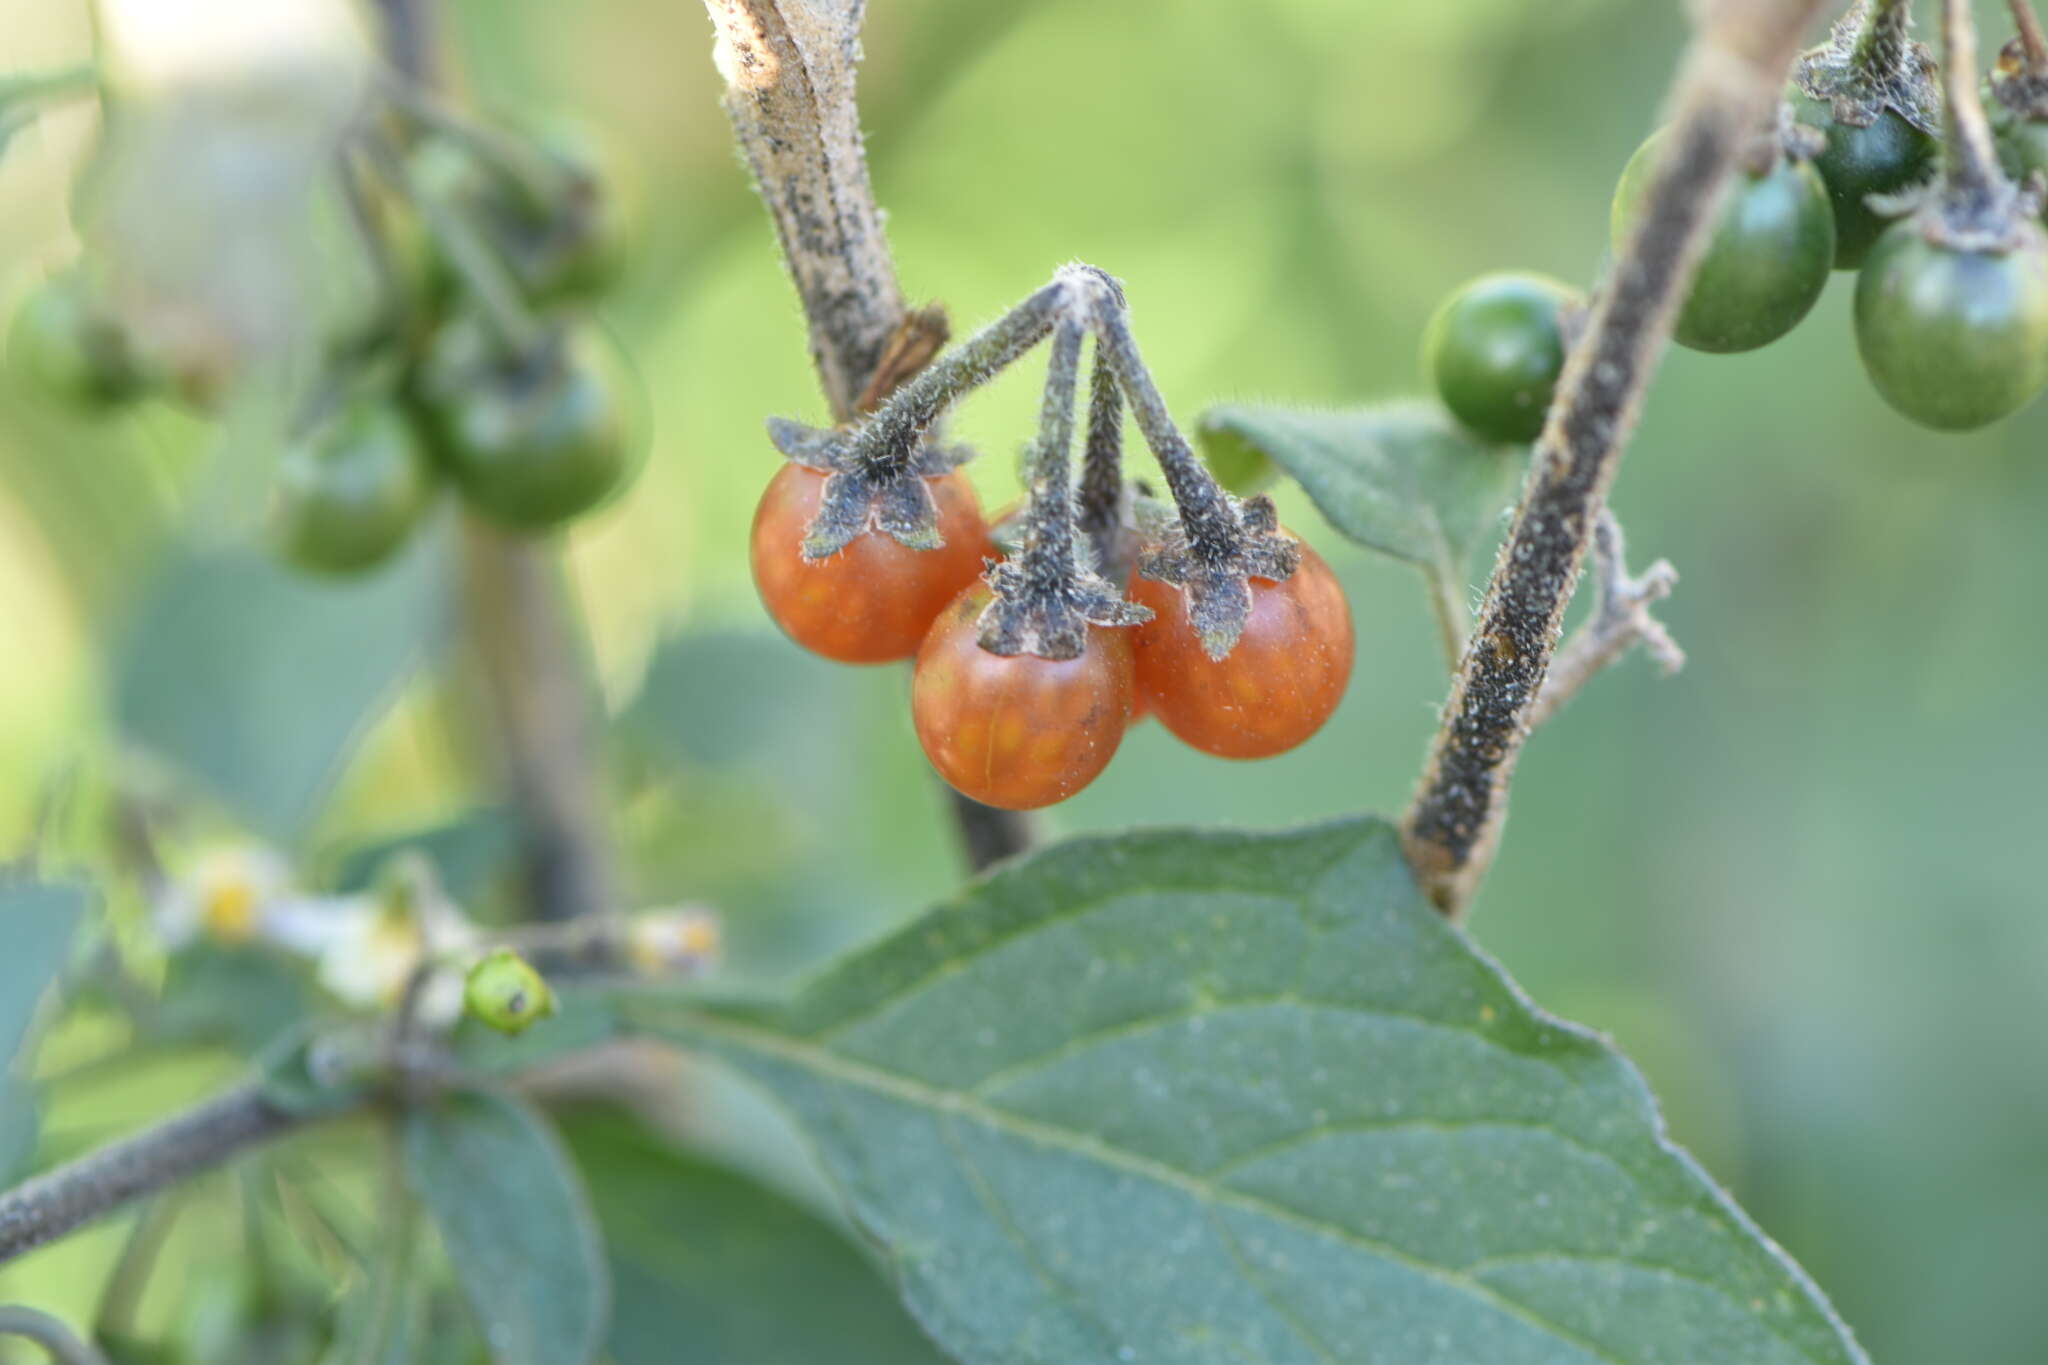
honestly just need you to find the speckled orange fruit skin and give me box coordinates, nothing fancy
[1130,544,1353,759]
[750,464,987,664]
[912,584,1135,810]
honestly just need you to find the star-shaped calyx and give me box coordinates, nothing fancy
[977,536,1150,662]
[1793,0,1939,133]
[766,416,971,561]
[1136,492,1301,660]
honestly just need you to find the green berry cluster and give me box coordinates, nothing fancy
[8,118,638,579]
[1426,1,2048,442]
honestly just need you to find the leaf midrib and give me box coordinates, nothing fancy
[642,1004,1660,1365]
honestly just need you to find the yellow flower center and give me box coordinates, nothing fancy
[201,879,259,942]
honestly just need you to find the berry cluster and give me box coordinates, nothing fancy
[751,267,1354,810]
[9,100,636,577]
[1425,0,2048,441]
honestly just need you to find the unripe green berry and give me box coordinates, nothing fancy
[463,949,556,1036]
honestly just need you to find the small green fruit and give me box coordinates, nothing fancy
[420,319,635,532]
[273,399,436,576]
[1854,220,2048,431]
[9,271,151,408]
[463,949,556,1036]
[1792,93,1938,269]
[1422,272,1580,443]
[1613,129,1836,354]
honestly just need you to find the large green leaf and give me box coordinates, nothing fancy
[1199,401,1520,574]
[1,880,87,1066]
[622,819,1863,1365]
[110,539,446,844]
[401,1088,608,1365]
[559,1107,948,1364]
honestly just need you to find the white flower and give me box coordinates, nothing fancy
[152,845,294,949]
[624,907,720,976]
[311,889,480,1016]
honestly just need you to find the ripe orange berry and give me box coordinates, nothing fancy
[911,584,1135,810]
[750,464,987,664]
[1130,543,1353,759]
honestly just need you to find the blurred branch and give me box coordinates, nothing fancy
[1528,509,1684,729]
[701,0,1035,872]
[0,1085,299,1268]
[1399,0,1825,917]
[369,0,617,922]
[0,1306,109,1365]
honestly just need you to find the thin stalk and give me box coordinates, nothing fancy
[1943,0,2006,205]
[1017,316,1086,584]
[1076,346,1126,575]
[2012,0,2048,71]
[1851,0,1912,73]
[849,282,1066,477]
[91,1197,181,1340]
[369,0,616,922]
[0,1306,109,1365]
[1086,300,1240,563]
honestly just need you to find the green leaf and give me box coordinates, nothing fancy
[616,628,840,770]
[111,540,446,844]
[0,1076,37,1183]
[402,1089,609,1365]
[621,818,1863,1365]
[328,808,516,907]
[156,943,316,1058]
[0,880,87,1066]
[558,1107,949,1365]
[1199,400,1520,574]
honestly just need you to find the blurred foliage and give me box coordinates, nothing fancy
[0,0,2042,1361]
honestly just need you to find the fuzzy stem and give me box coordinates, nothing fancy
[371,0,617,922]
[1086,299,1241,567]
[1527,509,1683,728]
[703,0,905,420]
[0,1306,109,1365]
[1019,318,1086,586]
[0,1086,303,1267]
[1943,0,2006,204]
[701,0,1034,873]
[1851,0,1912,73]
[1076,345,1126,575]
[1399,0,1827,917]
[852,281,1067,476]
[2013,0,2048,71]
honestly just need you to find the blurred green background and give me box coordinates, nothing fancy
[3,0,2046,1360]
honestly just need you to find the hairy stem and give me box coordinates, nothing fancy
[371,0,616,921]
[0,1306,109,1365]
[1943,0,2005,205]
[702,0,1034,870]
[1852,0,1912,72]
[0,1086,301,1267]
[1399,0,1826,917]
[1019,317,1086,583]
[704,0,906,420]
[1076,346,1127,575]
[1087,299,1241,563]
